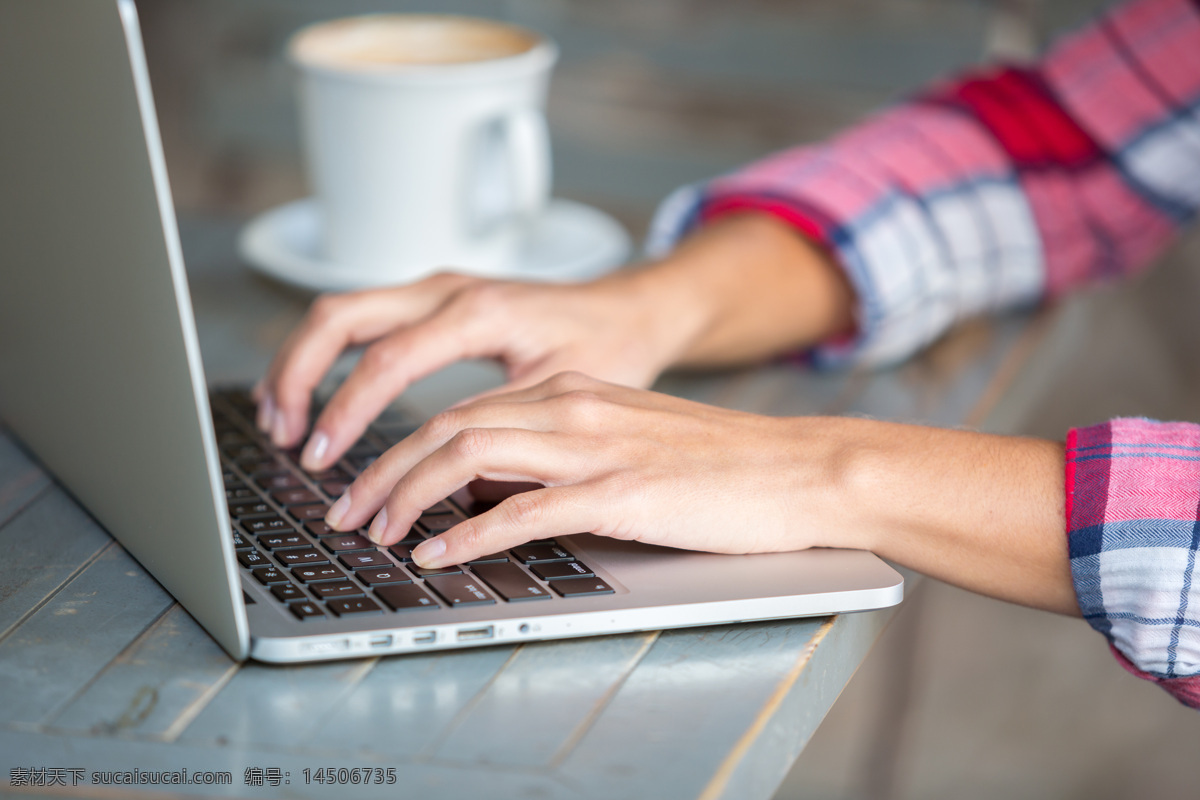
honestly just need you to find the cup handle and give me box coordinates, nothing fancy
[503,107,551,222]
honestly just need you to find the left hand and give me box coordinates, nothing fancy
[324,371,853,567]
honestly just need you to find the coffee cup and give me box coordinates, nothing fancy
[289,14,557,282]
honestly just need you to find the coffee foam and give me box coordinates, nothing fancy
[292,15,538,70]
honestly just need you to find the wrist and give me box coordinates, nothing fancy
[590,252,719,374]
[778,416,889,552]
[625,213,857,370]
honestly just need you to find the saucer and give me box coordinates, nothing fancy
[238,197,633,292]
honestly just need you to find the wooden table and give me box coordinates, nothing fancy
[0,216,1049,799]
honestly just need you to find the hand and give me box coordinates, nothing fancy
[255,270,696,471]
[326,370,1076,615]
[254,213,856,474]
[324,371,851,565]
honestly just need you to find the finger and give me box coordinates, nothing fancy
[447,360,577,409]
[411,485,597,568]
[448,370,610,412]
[261,275,472,447]
[365,427,582,546]
[301,296,516,471]
[326,400,571,531]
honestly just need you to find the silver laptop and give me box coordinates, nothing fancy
[0,0,902,663]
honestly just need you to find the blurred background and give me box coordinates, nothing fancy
[135,0,1200,797]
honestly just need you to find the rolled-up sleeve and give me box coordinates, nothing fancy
[647,0,1200,369]
[1067,418,1200,709]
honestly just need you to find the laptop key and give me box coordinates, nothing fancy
[276,548,329,567]
[321,479,352,497]
[229,500,272,518]
[243,458,286,475]
[466,553,509,564]
[357,568,412,586]
[292,564,348,583]
[305,467,351,483]
[417,514,461,535]
[396,527,426,544]
[387,543,415,562]
[472,562,552,602]
[327,597,383,617]
[272,488,321,506]
[425,573,495,607]
[321,534,374,553]
[252,565,289,585]
[408,564,462,578]
[531,561,595,581]
[289,601,326,621]
[226,486,256,501]
[304,520,336,537]
[339,551,393,570]
[375,583,439,611]
[512,544,574,564]
[289,503,330,521]
[271,583,306,602]
[237,549,269,569]
[345,455,378,473]
[222,443,265,462]
[231,530,253,550]
[241,514,292,535]
[248,462,291,481]
[259,472,303,491]
[258,532,308,550]
[310,580,364,599]
[552,578,615,598]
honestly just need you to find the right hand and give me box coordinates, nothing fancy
[254,270,695,472]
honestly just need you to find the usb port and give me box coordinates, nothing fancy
[456,626,494,642]
[369,635,393,649]
[412,631,437,645]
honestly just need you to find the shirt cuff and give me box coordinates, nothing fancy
[1066,418,1200,709]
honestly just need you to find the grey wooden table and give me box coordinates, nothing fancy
[0,217,1050,799]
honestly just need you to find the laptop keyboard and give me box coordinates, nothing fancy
[210,389,614,622]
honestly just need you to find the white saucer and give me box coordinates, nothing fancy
[238,197,632,292]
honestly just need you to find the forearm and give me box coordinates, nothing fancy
[602,213,855,371]
[816,418,1077,615]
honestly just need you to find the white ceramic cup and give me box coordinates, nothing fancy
[289,15,557,281]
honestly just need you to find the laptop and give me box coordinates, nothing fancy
[0,0,902,663]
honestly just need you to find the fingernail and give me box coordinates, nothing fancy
[367,508,388,544]
[271,410,287,446]
[256,394,274,432]
[302,431,329,470]
[326,491,351,528]
[412,537,446,568]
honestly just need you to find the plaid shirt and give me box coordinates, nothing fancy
[650,0,1200,707]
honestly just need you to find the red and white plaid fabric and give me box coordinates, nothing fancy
[648,0,1200,707]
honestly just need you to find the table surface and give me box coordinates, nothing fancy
[0,217,1053,799]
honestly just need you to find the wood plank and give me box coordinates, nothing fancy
[307,644,517,758]
[844,317,1027,426]
[0,430,51,528]
[700,608,898,800]
[0,543,175,727]
[0,727,581,800]
[429,632,657,768]
[656,363,853,419]
[49,604,237,740]
[551,618,828,798]
[175,657,374,748]
[0,488,116,640]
